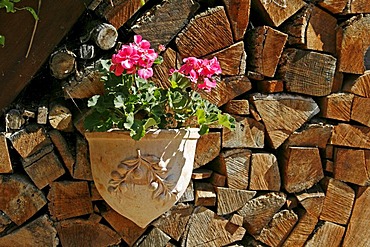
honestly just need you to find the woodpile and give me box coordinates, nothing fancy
[1,0,370,246]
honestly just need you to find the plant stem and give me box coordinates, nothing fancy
[25,0,41,58]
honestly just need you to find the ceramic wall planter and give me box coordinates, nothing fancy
[85,128,200,228]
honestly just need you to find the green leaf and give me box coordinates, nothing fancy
[23,6,39,20]
[87,95,100,107]
[123,112,134,129]
[0,0,15,12]
[218,113,235,129]
[199,125,209,135]
[154,56,163,65]
[130,120,145,140]
[114,95,125,109]
[143,117,157,130]
[0,35,4,46]
[196,109,206,125]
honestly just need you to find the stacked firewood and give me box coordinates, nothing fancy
[1,0,370,246]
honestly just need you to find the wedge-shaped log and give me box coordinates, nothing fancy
[138,227,171,247]
[73,136,92,181]
[351,96,370,127]
[343,71,370,97]
[0,133,12,173]
[194,132,221,169]
[63,70,104,99]
[305,221,345,247]
[223,99,249,116]
[318,93,354,121]
[216,187,256,215]
[295,184,325,218]
[49,130,75,175]
[318,0,347,14]
[249,153,280,191]
[223,0,251,41]
[331,123,370,149]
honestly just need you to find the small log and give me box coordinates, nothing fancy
[199,75,252,107]
[318,93,354,121]
[251,93,319,149]
[0,174,47,225]
[351,96,370,127]
[192,169,213,180]
[249,104,262,122]
[256,210,298,247]
[0,215,58,247]
[347,0,370,14]
[333,147,370,186]
[318,0,347,14]
[343,71,370,97]
[22,144,54,167]
[325,144,334,159]
[255,80,284,93]
[5,109,24,130]
[249,153,280,191]
[56,218,121,247]
[78,44,95,60]
[89,182,103,201]
[37,106,48,125]
[229,214,244,227]
[0,212,11,234]
[63,70,104,99]
[183,206,246,247]
[223,100,249,116]
[48,181,93,221]
[210,172,227,187]
[88,213,102,223]
[48,103,73,132]
[281,146,324,193]
[246,26,288,77]
[237,192,286,236]
[133,0,199,49]
[343,186,370,246]
[23,151,65,189]
[331,123,370,149]
[223,0,251,41]
[153,204,193,241]
[138,227,171,247]
[251,0,306,27]
[0,133,12,173]
[320,177,355,225]
[49,130,75,175]
[176,6,233,58]
[337,15,370,74]
[178,180,194,203]
[49,49,76,79]
[216,187,256,215]
[73,136,93,181]
[101,206,147,246]
[222,116,265,149]
[295,184,325,218]
[279,48,336,96]
[91,23,118,50]
[332,69,344,93]
[324,160,334,173]
[152,48,180,88]
[305,221,345,247]
[218,149,252,190]
[22,109,36,120]
[194,132,221,169]
[194,182,216,207]
[247,70,264,81]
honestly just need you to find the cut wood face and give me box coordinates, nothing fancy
[85,129,199,228]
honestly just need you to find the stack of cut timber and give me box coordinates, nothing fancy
[2,0,370,246]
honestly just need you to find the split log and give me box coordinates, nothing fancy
[332,69,344,93]
[133,0,199,49]
[223,0,251,41]
[78,44,96,60]
[278,48,336,96]
[346,0,370,14]
[237,192,286,236]
[333,147,370,186]
[73,135,92,181]
[0,212,11,234]
[178,181,194,203]
[295,184,325,218]
[319,177,355,225]
[247,70,264,81]
[56,218,121,247]
[5,109,24,130]
[324,160,334,173]
[63,70,104,99]
[249,153,280,191]
[255,80,284,93]
[318,93,354,121]
[305,221,345,247]
[22,109,35,119]
[229,214,244,227]
[0,215,58,247]
[89,182,103,201]
[343,186,370,246]
[0,133,12,173]
[251,0,306,27]
[176,6,233,58]
[343,70,370,97]
[325,144,334,159]
[249,104,262,122]
[222,116,265,149]
[37,106,48,125]
[330,123,370,149]
[183,206,245,247]
[48,103,73,132]
[88,213,102,223]
[192,169,213,180]
[351,96,370,127]
[246,26,288,77]
[210,172,227,187]
[49,49,76,79]
[199,75,252,107]
[138,227,171,247]
[48,181,93,221]
[22,144,54,167]
[152,48,180,88]
[49,130,75,175]
[318,0,347,14]
[251,93,319,149]
[223,100,249,116]
[281,146,324,193]
[0,174,47,225]
[337,15,370,74]
[194,132,221,169]
[216,187,256,215]
[91,23,118,50]
[256,210,298,247]
[194,182,216,207]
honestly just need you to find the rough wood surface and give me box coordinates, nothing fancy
[331,123,370,149]
[249,153,280,191]
[246,26,288,77]
[178,181,194,203]
[138,227,171,247]
[343,71,370,97]
[281,147,324,193]
[0,133,12,173]
[346,0,370,13]
[63,70,104,99]
[318,93,354,121]
[318,0,347,14]
[48,103,73,132]
[216,187,256,215]
[176,6,233,58]
[152,47,180,88]
[194,182,216,207]
[37,106,48,125]
[192,169,213,180]
[0,212,11,234]
[194,132,221,169]
[223,100,250,116]
[305,221,345,247]
[279,48,336,96]
[73,136,92,181]
[351,96,370,127]
[5,109,24,130]
[49,49,76,79]
[295,185,325,218]
[223,0,251,41]
[210,172,227,187]
[255,80,284,93]
[91,23,118,50]
[251,93,319,149]
[49,130,75,175]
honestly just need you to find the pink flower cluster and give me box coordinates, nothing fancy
[174,57,222,92]
[110,35,158,79]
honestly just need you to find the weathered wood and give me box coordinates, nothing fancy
[295,184,325,218]
[195,182,216,207]
[279,48,336,96]
[222,116,264,149]
[0,212,11,234]
[48,103,73,132]
[138,227,171,247]
[176,6,233,58]
[351,96,370,127]
[199,75,252,107]
[251,93,319,149]
[210,172,227,187]
[320,177,355,225]
[256,210,298,247]
[49,49,76,79]
[89,182,103,201]
[216,187,256,215]
[91,23,118,50]
[0,174,47,225]
[281,146,324,193]
[0,133,12,173]
[178,180,194,203]
[237,192,286,236]
[333,147,370,186]
[325,144,334,159]
[324,160,334,173]
[152,47,180,88]
[78,44,96,60]
[343,186,370,246]
[255,80,284,93]
[305,221,345,247]
[194,132,221,169]
[73,135,92,181]
[337,15,370,74]
[56,218,121,247]
[63,70,104,99]
[88,213,102,223]
[346,0,370,14]
[343,70,370,97]
[251,0,306,27]
[318,93,354,121]
[192,169,213,180]
[0,215,58,247]
[37,106,48,125]
[5,109,24,130]
[332,69,344,93]
[49,130,75,175]
[318,0,347,14]
[331,123,370,149]
[223,0,251,41]
[22,143,54,167]
[48,181,93,221]
[246,26,288,77]
[250,153,280,191]
[223,100,249,116]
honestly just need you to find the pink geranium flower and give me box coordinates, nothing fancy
[138,68,153,79]
[197,77,217,92]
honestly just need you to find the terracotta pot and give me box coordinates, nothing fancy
[85,128,200,227]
